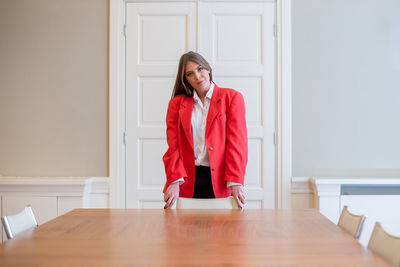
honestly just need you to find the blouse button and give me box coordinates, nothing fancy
[209,147,214,151]
[212,168,216,171]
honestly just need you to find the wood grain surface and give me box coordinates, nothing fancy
[0,209,389,266]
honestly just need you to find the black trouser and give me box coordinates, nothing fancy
[193,166,215,198]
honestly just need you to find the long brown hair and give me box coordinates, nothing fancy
[171,51,213,98]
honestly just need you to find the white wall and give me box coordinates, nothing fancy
[292,0,400,177]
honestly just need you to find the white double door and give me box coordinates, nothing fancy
[125,1,276,208]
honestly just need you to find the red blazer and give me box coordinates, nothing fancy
[162,84,248,198]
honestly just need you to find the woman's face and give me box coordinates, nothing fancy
[184,61,211,95]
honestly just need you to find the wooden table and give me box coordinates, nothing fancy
[0,209,389,266]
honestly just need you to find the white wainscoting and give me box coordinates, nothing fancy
[291,177,314,209]
[310,177,400,246]
[0,176,109,242]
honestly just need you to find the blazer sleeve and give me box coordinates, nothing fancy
[224,92,248,185]
[162,97,188,193]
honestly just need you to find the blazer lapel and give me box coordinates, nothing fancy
[179,96,194,149]
[206,84,222,138]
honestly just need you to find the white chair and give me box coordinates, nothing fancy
[1,205,38,239]
[337,205,366,239]
[367,222,400,267]
[176,196,240,209]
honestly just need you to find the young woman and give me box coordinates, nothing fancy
[163,51,248,209]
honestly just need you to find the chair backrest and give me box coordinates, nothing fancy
[368,222,400,267]
[337,205,366,239]
[1,205,38,239]
[176,196,239,209]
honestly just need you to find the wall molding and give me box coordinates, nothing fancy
[276,0,292,208]
[312,177,400,185]
[291,177,400,195]
[0,176,109,205]
[311,177,400,223]
[109,0,127,208]
[291,177,312,194]
[0,177,109,242]
[83,178,110,208]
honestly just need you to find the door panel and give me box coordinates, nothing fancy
[126,3,197,208]
[199,2,276,208]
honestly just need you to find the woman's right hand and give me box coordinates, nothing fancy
[163,182,180,209]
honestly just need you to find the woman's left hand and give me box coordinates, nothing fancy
[231,185,246,209]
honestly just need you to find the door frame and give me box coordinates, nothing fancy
[108,0,292,208]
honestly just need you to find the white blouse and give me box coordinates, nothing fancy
[192,82,214,167]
